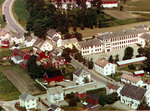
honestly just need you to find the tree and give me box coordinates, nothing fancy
[74,32,83,41]
[138,47,145,55]
[83,76,90,83]
[108,55,114,63]
[137,97,150,110]
[115,54,119,63]
[64,32,72,39]
[69,100,77,106]
[3,15,6,22]
[123,47,134,60]
[128,64,135,70]
[88,58,94,69]
[62,48,72,62]
[120,5,123,11]
[98,92,107,106]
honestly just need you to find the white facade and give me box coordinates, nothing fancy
[46,86,64,103]
[40,40,53,52]
[81,45,103,55]
[24,38,36,47]
[19,93,38,110]
[120,95,140,109]
[11,56,23,64]
[94,62,115,75]
[73,73,91,85]
[10,37,25,44]
[101,3,117,8]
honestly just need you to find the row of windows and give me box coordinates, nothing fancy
[112,39,138,45]
[82,45,101,50]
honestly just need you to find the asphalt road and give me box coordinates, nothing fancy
[3,0,26,35]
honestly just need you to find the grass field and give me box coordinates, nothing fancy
[0,48,12,58]
[0,0,6,28]
[13,0,29,27]
[0,66,21,101]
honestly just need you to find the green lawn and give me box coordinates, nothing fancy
[13,0,29,27]
[0,66,20,101]
[0,0,6,28]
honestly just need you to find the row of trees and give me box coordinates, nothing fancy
[25,0,105,38]
[108,54,119,63]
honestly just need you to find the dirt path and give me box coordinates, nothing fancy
[2,69,41,95]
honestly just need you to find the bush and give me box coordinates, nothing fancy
[69,100,77,106]
[66,92,76,100]
[128,64,136,70]
[75,97,80,102]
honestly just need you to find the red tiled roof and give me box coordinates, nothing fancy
[121,73,140,83]
[106,83,120,90]
[95,58,110,68]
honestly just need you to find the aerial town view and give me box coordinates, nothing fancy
[0,0,150,110]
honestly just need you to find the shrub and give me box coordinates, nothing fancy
[66,92,76,99]
[128,64,135,70]
[69,100,77,106]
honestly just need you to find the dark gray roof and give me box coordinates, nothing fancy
[47,29,56,37]
[97,29,149,40]
[120,84,147,101]
[25,36,33,42]
[14,56,23,61]
[52,36,59,42]
[87,93,99,100]
[73,68,90,77]
[19,92,34,101]
[50,104,58,110]
[134,24,149,29]
[78,39,101,48]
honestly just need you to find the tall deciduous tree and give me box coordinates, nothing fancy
[123,47,134,60]
[108,55,114,63]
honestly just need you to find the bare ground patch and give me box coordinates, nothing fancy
[103,10,139,19]
[2,69,42,95]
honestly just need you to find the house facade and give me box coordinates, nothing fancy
[94,58,115,75]
[97,29,149,52]
[10,33,24,44]
[73,68,91,84]
[121,73,144,87]
[47,86,64,103]
[62,38,78,49]
[101,0,118,8]
[133,70,145,77]
[86,93,99,105]
[120,84,147,109]
[24,36,36,47]
[19,92,38,110]
[44,70,63,84]
[78,39,103,55]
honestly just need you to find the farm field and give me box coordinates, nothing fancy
[0,66,21,101]
[76,21,150,37]
[2,66,43,95]
[13,0,29,27]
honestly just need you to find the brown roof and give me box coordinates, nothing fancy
[146,79,150,84]
[12,49,26,57]
[33,38,45,49]
[120,84,147,101]
[121,73,140,83]
[47,29,59,37]
[95,58,110,68]
[106,83,120,90]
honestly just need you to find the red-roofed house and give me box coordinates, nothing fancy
[101,0,118,8]
[106,83,120,95]
[1,39,9,48]
[121,73,144,87]
[94,58,115,75]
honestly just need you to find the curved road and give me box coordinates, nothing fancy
[3,0,26,35]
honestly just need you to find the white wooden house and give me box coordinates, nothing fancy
[94,58,115,75]
[19,92,38,110]
[120,84,147,109]
[106,83,120,95]
[73,68,91,85]
[46,86,64,103]
[10,33,24,44]
[24,36,36,47]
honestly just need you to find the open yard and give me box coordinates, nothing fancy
[2,65,43,95]
[123,0,150,11]
[13,0,29,27]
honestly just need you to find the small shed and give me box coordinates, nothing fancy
[133,70,145,77]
